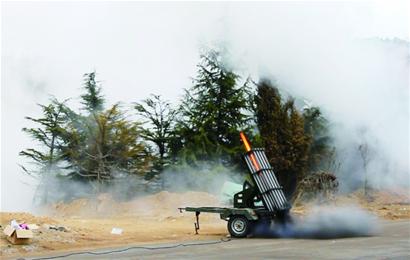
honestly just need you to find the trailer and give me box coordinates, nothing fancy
[179,132,292,238]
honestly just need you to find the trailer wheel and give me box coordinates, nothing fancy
[228,215,252,238]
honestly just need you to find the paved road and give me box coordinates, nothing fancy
[28,220,409,260]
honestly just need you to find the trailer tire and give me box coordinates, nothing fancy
[228,215,252,238]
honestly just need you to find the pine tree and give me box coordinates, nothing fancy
[134,94,177,173]
[20,72,153,183]
[176,50,252,165]
[254,79,310,198]
[80,72,104,112]
[303,106,334,173]
[62,95,152,182]
[20,98,68,174]
[20,98,70,204]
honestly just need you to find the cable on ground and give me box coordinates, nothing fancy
[27,237,232,260]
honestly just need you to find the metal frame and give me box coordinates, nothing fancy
[179,145,292,235]
[243,148,291,212]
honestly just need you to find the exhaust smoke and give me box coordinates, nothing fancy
[253,206,380,239]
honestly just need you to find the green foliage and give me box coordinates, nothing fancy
[80,72,104,112]
[134,94,177,174]
[20,51,337,197]
[20,72,152,183]
[61,104,152,182]
[19,98,68,174]
[253,79,310,197]
[175,50,253,166]
[303,106,335,173]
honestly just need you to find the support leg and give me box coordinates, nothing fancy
[194,211,200,234]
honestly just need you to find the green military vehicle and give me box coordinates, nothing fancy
[179,132,291,238]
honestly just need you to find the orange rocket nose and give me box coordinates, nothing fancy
[240,131,251,152]
[240,132,260,171]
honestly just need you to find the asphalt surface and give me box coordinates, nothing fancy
[27,220,409,260]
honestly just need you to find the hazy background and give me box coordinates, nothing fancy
[1,1,409,211]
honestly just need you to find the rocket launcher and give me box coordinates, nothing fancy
[179,132,292,238]
[238,132,291,213]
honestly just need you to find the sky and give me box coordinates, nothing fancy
[1,0,409,211]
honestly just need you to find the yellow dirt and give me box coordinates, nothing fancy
[1,189,409,258]
[292,188,410,220]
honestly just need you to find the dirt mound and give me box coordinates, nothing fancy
[1,189,409,258]
[326,189,410,220]
[51,193,121,218]
[0,212,57,226]
[1,191,225,259]
[367,189,410,204]
[50,191,221,218]
[343,188,410,205]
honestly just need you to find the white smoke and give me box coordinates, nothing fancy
[218,2,409,191]
[162,162,244,196]
[2,1,408,211]
[253,205,380,238]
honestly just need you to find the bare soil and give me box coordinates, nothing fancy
[1,189,409,258]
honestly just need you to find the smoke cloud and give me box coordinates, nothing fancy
[2,1,408,211]
[220,2,409,191]
[28,162,242,213]
[162,162,244,195]
[253,206,380,239]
